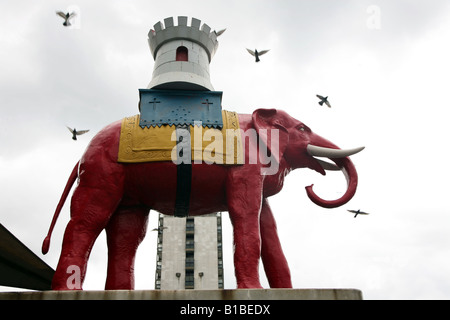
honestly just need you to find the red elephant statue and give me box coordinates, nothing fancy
[42,108,363,290]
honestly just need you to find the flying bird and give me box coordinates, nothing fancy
[215,29,226,37]
[316,95,332,108]
[151,227,168,232]
[56,11,76,27]
[246,48,270,62]
[348,209,370,218]
[66,126,89,140]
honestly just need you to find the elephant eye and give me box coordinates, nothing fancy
[298,126,305,131]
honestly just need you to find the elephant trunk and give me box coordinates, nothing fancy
[305,156,358,208]
[304,144,363,209]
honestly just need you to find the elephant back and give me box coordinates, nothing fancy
[117,110,244,165]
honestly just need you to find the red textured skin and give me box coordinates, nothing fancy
[47,109,358,290]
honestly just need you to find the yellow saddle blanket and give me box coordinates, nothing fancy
[118,110,244,164]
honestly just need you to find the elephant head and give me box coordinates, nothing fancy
[252,108,364,208]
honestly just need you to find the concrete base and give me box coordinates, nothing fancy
[0,288,362,300]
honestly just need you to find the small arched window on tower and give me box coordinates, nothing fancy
[176,46,188,62]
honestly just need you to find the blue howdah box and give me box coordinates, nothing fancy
[138,89,223,128]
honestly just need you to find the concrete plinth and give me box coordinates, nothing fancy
[0,288,362,300]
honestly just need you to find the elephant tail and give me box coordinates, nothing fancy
[42,161,79,255]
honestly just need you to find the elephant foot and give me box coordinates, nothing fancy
[51,263,84,290]
[236,275,264,289]
[237,282,264,289]
[51,283,82,290]
[105,278,134,290]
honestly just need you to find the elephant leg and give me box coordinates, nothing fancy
[51,184,123,290]
[260,198,293,288]
[105,206,149,290]
[227,172,264,289]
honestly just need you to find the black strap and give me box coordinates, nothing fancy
[174,125,192,217]
[174,163,192,217]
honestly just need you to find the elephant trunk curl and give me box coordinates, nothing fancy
[305,155,358,208]
[303,144,363,209]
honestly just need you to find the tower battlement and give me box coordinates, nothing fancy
[146,16,221,91]
[148,16,219,62]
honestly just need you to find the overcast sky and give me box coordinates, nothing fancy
[1,0,450,300]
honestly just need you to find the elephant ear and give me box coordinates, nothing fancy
[252,108,289,167]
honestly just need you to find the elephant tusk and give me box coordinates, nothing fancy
[307,145,365,158]
[315,158,340,171]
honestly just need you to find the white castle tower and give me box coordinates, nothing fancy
[147,16,220,91]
